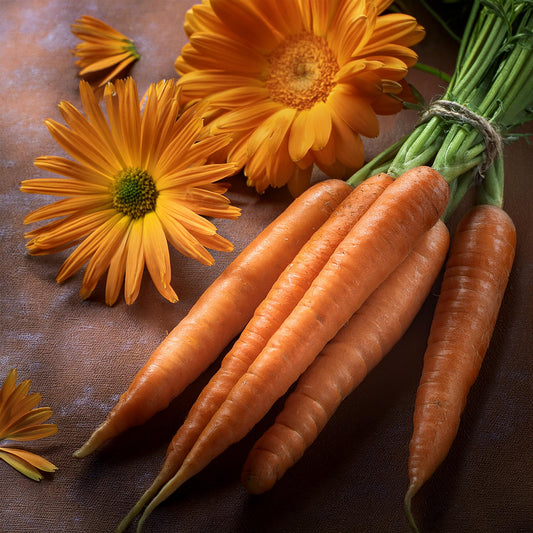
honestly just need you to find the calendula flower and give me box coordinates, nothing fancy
[71,15,140,88]
[21,78,241,305]
[175,0,425,195]
[0,369,58,481]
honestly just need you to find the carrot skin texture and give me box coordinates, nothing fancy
[73,179,352,458]
[162,174,391,467]
[136,166,450,528]
[116,174,392,526]
[241,220,450,494]
[404,204,516,532]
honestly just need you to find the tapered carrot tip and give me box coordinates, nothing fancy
[242,470,275,495]
[116,492,152,533]
[116,470,171,532]
[134,467,192,532]
[404,484,420,533]
[242,473,268,495]
[72,424,110,458]
[241,450,279,494]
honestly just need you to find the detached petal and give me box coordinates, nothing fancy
[0,447,57,481]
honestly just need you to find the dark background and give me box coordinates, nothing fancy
[1,1,531,532]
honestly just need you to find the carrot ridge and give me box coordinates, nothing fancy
[136,166,450,528]
[241,220,450,494]
[405,204,516,531]
[74,179,352,458]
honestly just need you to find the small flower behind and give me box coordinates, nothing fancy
[21,78,241,305]
[71,15,140,88]
[0,369,58,481]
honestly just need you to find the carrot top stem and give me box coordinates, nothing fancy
[477,155,504,208]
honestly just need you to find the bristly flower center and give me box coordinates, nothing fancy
[266,32,339,110]
[112,168,158,218]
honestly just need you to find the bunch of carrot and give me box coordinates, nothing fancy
[75,165,456,532]
[73,2,529,531]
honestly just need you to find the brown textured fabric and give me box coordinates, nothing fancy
[1,1,531,532]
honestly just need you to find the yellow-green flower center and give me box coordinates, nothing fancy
[112,168,158,218]
[266,32,339,110]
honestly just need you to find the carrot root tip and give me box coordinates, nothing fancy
[242,473,269,495]
[116,502,144,533]
[404,486,420,533]
[73,424,110,458]
[135,468,190,532]
[73,444,91,459]
[116,474,169,532]
[73,439,99,458]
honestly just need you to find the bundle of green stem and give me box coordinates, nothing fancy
[348,0,533,220]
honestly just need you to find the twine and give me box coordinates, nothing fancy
[419,99,503,178]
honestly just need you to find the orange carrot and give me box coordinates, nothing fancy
[73,178,352,458]
[241,219,450,495]
[116,173,393,530]
[134,166,450,531]
[404,204,516,532]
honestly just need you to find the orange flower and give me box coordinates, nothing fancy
[21,78,240,305]
[71,15,140,88]
[175,0,424,195]
[0,369,58,481]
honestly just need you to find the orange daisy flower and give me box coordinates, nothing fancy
[175,0,425,195]
[71,15,140,88]
[21,78,240,305]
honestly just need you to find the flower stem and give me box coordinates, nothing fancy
[413,62,452,83]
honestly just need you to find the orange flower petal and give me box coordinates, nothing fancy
[143,212,178,303]
[80,214,131,300]
[247,107,297,158]
[186,33,266,74]
[330,107,366,169]
[156,206,215,266]
[288,103,332,161]
[328,85,380,138]
[210,0,282,52]
[364,13,425,51]
[124,218,145,305]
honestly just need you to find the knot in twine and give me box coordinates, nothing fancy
[419,99,503,178]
